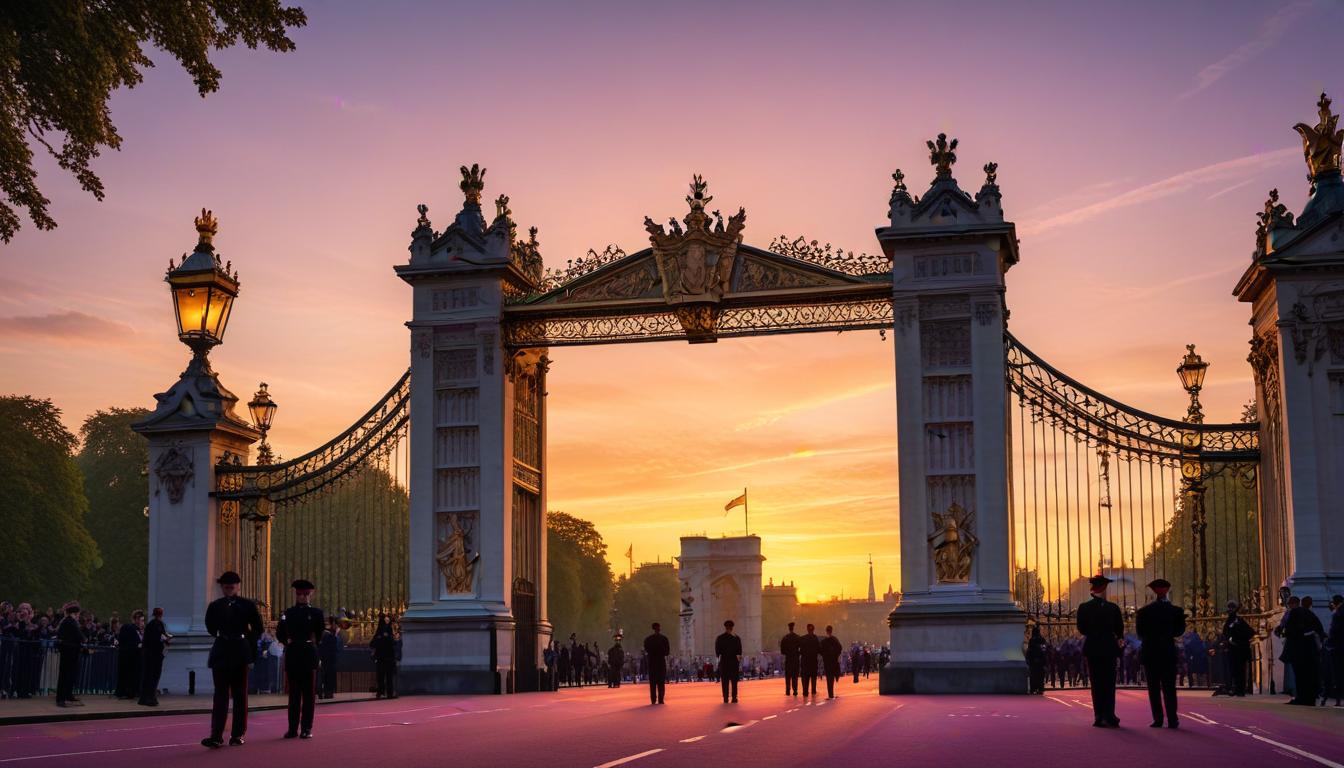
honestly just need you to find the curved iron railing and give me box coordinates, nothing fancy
[1006,332,1258,463]
[215,369,411,506]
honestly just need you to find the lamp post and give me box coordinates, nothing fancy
[1177,344,1212,617]
[166,209,239,364]
[248,383,278,465]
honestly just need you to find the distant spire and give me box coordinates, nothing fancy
[867,554,876,602]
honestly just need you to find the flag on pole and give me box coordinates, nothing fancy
[624,544,633,559]
[724,492,747,513]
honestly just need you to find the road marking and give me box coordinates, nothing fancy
[1246,734,1344,768]
[376,705,439,715]
[593,748,664,767]
[1046,696,1073,708]
[431,712,461,719]
[679,736,706,743]
[0,743,195,763]
[721,720,758,733]
[1186,711,1218,726]
[762,715,777,720]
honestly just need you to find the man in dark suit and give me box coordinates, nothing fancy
[1076,574,1123,727]
[202,571,264,748]
[643,622,670,704]
[1135,578,1185,728]
[139,607,169,706]
[1223,600,1256,697]
[1286,596,1326,705]
[115,610,144,700]
[715,620,743,703]
[607,636,624,688]
[276,579,325,739]
[318,617,342,700]
[820,625,843,699]
[54,602,84,707]
[780,622,801,696]
[799,623,822,698]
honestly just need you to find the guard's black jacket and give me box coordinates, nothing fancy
[820,635,843,677]
[1076,596,1124,659]
[715,632,743,673]
[798,631,822,670]
[643,632,670,673]
[276,603,326,672]
[56,615,82,653]
[1135,599,1186,666]
[780,631,801,666]
[205,595,264,670]
[143,618,168,655]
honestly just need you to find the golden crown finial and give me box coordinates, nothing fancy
[459,164,486,206]
[927,133,958,177]
[194,208,218,249]
[1294,92,1343,180]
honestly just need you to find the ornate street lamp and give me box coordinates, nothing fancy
[1177,344,1212,617]
[166,209,239,358]
[248,383,278,465]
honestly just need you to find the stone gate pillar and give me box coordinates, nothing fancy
[1236,94,1344,645]
[878,142,1027,693]
[395,167,550,693]
[133,215,260,695]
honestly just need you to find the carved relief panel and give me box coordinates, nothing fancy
[921,320,972,370]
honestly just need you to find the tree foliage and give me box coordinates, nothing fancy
[546,511,612,644]
[612,564,680,654]
[77,407,150,617]
[0,396,99,607]
[0,1,307,242]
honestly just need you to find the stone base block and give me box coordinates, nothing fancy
[399,614,515,694]
[882,601,1028,694]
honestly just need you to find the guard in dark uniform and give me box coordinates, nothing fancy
[799,623,822,698]
[1076,574,1124,728]
[643,622,670,704]
[607,635,625,688]
[139,607,169,706]
[202,571,264,748]
[1135,578,1185,728]
[276,579,325,739]
[318,617,342,699]
[820,625,843,699]
[55,602,84,707]
[780,622,802,696]
[715,620,743,703]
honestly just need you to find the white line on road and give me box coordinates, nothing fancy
[0,742,195,763]
[1185,711,1218,726]
[763,715,777,720]
[721,721,759,733]
[679,736,706,743]
[593,748,665,767]
[1247,733,1344,768]
[1045,696,1073,708]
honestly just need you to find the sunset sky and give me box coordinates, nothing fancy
[2,1,1339,602]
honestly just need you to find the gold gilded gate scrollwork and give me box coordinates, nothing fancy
[643,175,746,343]
[929,502,978,583]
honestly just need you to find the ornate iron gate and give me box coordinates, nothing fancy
[1005,334,1269,688]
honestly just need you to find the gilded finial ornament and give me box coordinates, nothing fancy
[495,194,511,221]
[1294,93,1343,180]
[983,162,998,185]
[686,174,713,212]
[194,208,218,249]
[892,168,907,193]
[416,203,430,227]
[459,163,486,205]
[927,133,958,177]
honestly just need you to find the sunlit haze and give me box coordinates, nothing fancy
[2,0,1339,601]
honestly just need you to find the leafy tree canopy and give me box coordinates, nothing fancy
[0,1,307,242]
[77,407,149,617]
[612,563,680,653]
[546,511,613,644]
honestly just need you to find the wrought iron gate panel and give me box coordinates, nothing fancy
[1006,333,1266,689]
[215,370,411,626]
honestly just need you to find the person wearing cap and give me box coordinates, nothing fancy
[779,622,802,696]
[1222,600,1255,697]
[139,607,169,706]
[643,622,670,704]
[1327,595,1344,707]
[277,579,325,739]
[1285,595,1326,705]
[607,634,625,688]
[799,623,822,697]
[202,571,264,748]
[820,625,843,699]
[715,619,743,703]
[54,602,84,707]
[318,617,343,700]
[1076,574,1123,727]
[1135,578,1185,728]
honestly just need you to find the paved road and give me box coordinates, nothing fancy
[2,678,1341,767]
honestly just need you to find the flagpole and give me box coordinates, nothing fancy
[744,487,749,536]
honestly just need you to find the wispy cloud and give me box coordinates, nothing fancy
[672,443,895,478]
[1206,177,1257,201]
[1177,1,1316,101]
[0,311,136,344]
[1019,147,1297,237]
[733,380,890,431]
[1095,263,1245,301]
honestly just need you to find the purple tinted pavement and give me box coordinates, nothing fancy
[1,678,1340,767]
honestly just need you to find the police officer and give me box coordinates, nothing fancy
[276,579,325,739]
[1076,574,1123,728]
[715,619,743,703]
[55,602,84,707]
[780,622,801,696]
[643,622,670,704]
[1135,578,1185,728]
[820,625,843,699]
[799,623,822,698]
[202,571,264,748]
[607,634,624,688]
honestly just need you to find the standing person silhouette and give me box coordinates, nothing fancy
[715,620,743,703]
[1135,578,1185,728]
[820,626,843,699]
[798,623,822,698]
[643,623,670,704]
[201,572,264,748]
[1077,574,1124,728]
[779,622,801,696]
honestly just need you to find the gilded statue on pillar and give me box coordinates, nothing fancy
[1294,93,1343,180]
[929,502,978,583]
[436,513,479,594]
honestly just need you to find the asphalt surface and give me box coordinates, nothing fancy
[2,677,1341,767]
